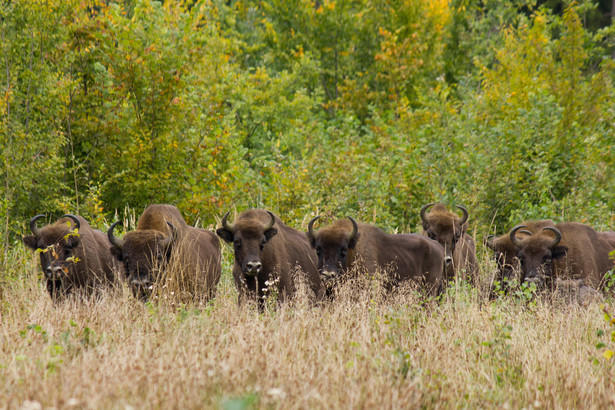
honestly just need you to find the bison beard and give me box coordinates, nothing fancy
[307,216,445,297]
[216,209,322,309]
[22,214,116,300]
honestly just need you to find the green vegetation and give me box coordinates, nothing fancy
[1,0,613,247]
[2,3,615,407]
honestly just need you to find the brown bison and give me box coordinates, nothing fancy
[23,214,116,299]
[508,222,615,289]
[419,203,477,282]
[108,204,221,301]
[216,209,322,307]
[306,216,444,296]
[486,219,556,285]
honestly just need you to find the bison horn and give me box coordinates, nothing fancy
[307,216,320,238]
[62,214,81,231]
[161,222,178,249]
[519,229,533,237]
[221,211,234,232]
[542,226,562,248]
[107,221,124,249]
[456,205,469,225]
[420,203,435,223]
[485,234,496,250]
[264,211,276,230]
[29,214,45,236]
[509,225,527,247]
[347,216,359,241]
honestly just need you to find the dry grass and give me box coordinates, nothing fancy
[1,249,615,409]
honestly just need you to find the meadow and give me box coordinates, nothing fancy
[2,228,615,409]
[2,0,615,407]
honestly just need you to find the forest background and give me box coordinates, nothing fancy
[1,0,614,254]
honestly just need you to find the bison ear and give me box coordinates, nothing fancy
[23,235,38,250]
[216,228,234,244]
[264,227,278,242]
[66,235,81,249]
[348,233,360,250]
[552,246,568,260]
[110,246,123,261]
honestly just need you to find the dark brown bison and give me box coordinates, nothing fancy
[508,222,615,289]
[108,204,221,301]
[23,214,116,299]
[485,219,556,285]
[419,203,477,282]
[216,209,322,307]
[306,216,444,296]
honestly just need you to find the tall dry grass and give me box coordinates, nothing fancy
[1,248,615,409]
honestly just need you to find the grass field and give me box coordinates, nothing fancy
[1,244,615,409]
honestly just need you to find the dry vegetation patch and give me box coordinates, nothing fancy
[1,257,615,409]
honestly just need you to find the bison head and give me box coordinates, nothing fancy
[420,203,468,269]
[216,211,277,276]
[510,225,568,288]
[307,216,359,283]
[108,221,177,298]
[23,214,82,294]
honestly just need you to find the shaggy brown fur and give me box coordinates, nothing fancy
[420,203,477,283]
[216,209,322,308]
[307,217,444,296]
[23,215,116,299]
[486,219,556,286]
[109,204,221,301]
[509,222,615,289]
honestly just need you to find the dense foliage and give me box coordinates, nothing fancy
[1,0,614,251]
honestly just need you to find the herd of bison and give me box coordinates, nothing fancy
[21,203,615,306]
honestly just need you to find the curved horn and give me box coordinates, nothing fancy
[485,234,496,250]
[307,216,320,238]
[509,225,527,247]
[264,211,276,230]
[456,205,469,225]
[161,222,178,249]
[518,230,532,237]
[347,216,359,241]
[107,221,124,249]
[420,203,435,223]
[29,214,45,236]
[62,214,81,231]
[542,226,562,248]
[221,211,233,231]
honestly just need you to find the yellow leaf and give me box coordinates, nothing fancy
[604,350,614,360]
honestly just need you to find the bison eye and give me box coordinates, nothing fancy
[427,232,436,240]
[315,247,322,257]
[340,247,347,258]
[234,239,242,249]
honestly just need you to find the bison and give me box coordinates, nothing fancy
[306,216,444,296]
[23,214,116,299]
[108,204,221,301]
[216,209,322,307]
[419,203,478,283]
[508,222,615,289]
[485,219,556,286]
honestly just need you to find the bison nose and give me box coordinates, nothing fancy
[444,256,453,266]
[130,277,151,287]
[320,270,337,279]
[245,261,262,275]
[45,265,64,279]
